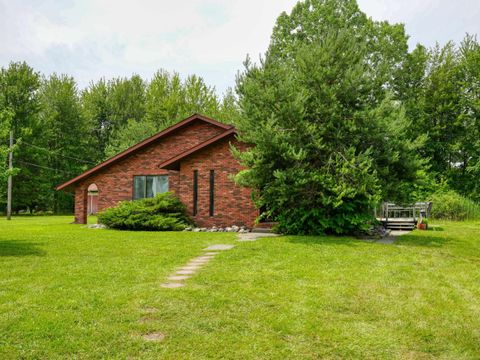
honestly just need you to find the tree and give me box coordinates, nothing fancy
[37,74,90,212]
[0,62,42,212]
[105,70,240,157]
[0,109,14,207]
[81,79,111,163]
[458,35,480,199]
[81,75,146,162]
[235,2,421,234]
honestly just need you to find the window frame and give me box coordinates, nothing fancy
[132,175,169,200]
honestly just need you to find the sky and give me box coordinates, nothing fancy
[1,0,479,95]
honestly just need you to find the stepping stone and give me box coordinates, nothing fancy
[168,275,190,281]
[142,332,165,342]
[188,258,209,263]
[161,282,184,288]
[237,233,280,241]
[175,270,196,275]
[204,252,219,256]
[143,307,158,314]
[179,265,202,271]
[204,244,235,251]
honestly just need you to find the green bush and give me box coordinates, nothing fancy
[97,192,193,231]
[430,191,480,221]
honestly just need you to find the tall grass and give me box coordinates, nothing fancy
[430,191,480,221]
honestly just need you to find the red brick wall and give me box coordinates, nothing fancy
[72,120,257,227]
[177,137,258,228]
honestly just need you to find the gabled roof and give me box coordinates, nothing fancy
[56,114,233,191]
[158,128,237,170]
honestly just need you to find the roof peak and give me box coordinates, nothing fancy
[56,114,234,191]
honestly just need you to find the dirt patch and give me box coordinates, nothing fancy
[142,332,165,342]
[143,307,158,314]
[138,316,154,324]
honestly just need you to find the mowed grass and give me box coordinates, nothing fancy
[0,217,479,359]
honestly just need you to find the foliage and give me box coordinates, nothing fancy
[235,2,421,234]
[0,62,42,212]
[0,109,14,189]
[104,70,240,157]
[429,190,480,221]
[97,192,192,231]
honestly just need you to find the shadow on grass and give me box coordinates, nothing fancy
[286,235,363,247]
[395,233,450,248]
[286,232,451,248]
[0,241,46,257]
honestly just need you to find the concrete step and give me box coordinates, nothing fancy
[251,227,275,233]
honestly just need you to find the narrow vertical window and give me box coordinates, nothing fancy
[193,170,198,216]
[209,170,215,217]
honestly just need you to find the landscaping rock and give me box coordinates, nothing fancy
[87,223,107,229]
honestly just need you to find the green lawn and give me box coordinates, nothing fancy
[1,217,479,359]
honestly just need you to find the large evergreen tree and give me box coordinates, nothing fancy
[235,0,422,234]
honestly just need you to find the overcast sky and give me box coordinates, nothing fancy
[1,0,479,94]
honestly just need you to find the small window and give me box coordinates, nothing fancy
[209,170,215,216]
[133,175,168,200]
[193,170,198,216]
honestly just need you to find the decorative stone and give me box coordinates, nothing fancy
[161,282,184,288]
[231,225,239,232]
[204,244,235,251]
[87,223,106,229]
[193,228,201,232]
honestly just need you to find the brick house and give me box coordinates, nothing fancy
[56,114,258,227]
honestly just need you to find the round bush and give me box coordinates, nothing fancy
[97,192,193,231]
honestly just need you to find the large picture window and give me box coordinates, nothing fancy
[133,175,169,200]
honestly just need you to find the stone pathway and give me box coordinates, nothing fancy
[376,230,411,245]
[160,244,235,289]
[237,232,280,242]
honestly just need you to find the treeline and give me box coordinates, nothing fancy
[0,66,239,213]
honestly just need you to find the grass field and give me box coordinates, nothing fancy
[1,216,479,359]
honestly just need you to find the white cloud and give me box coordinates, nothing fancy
[1,0,479,94]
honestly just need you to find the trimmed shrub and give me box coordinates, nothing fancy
[429,191,480,221]
[97,192,193,231]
